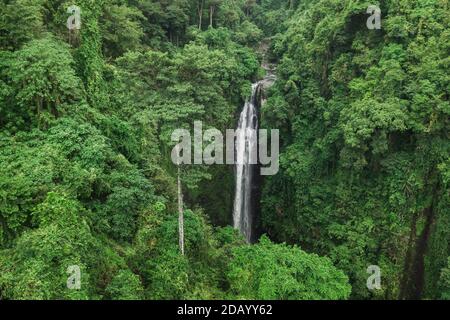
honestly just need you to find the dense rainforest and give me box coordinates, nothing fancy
[0,0,448,300]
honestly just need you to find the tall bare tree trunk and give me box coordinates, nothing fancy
[198,0,204,29]
[177,165,185,255]
[209,6,214,27]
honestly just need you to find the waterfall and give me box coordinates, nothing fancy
[232,41,276,242]
[233,83,260,242]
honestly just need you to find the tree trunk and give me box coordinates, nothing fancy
[198,0,204,29]
[36,96,42,129]
[177,165,185,255]
[209,6,214,27]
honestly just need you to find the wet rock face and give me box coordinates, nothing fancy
[259,71,276,106]
[260,74,276,90]
[259,38,277,93]
[260,49,276,102]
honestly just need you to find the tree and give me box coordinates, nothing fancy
[6,36,84,129]
[261,0,449,299]
[208,0,221,27]
[100,4,144,57]
[197,0,205,29]
[233,20,263,46]
[439,258,450,300]
[227,236,351,299]
[0,193,95,300]
[177,163,185,255]
[0,0,44,50]
[106,270,145,300]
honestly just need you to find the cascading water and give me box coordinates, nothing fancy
[232,38,276,242]
[233,83,260,243]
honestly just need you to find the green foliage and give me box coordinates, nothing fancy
[105,269,145,300]
[439,258,450,300]
[2,36,84,130]
[100,4,144,57]
[0,192,95,299]
[233,20,263,46]
[261,0,449,299]
[0,0,447,301]
[145,248,191,299]
[132,207,221,299]
[75,0,109,108]
[227,235,351,299]
[0,0,44,50]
